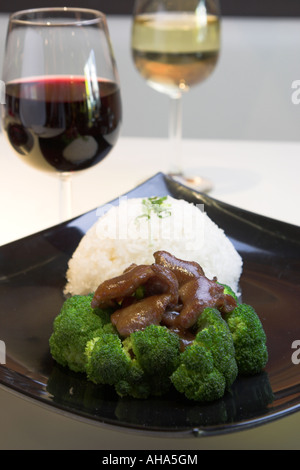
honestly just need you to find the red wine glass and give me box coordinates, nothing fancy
[1,8,122,220]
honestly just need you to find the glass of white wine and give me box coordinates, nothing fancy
[131,0,220,192]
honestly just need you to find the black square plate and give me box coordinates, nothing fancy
[0,173,299,437]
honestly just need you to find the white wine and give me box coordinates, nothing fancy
[132,12,220,95]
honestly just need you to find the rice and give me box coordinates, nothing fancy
[64,196,243,296]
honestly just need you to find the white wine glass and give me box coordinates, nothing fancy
[1,7,122,221]
[131,0,220,192]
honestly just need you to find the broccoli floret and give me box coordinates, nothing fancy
[224,303,268,375]
[171,342,226,402]
[197,308,238,388]
[123,324,181,396]
[85,333,132,386]
[125,325,181,376]
[218,283,239,302]
[85,331,150,399]
[85,324,181,399]
[171,308,238,402]
[49,294,110,373]
[102,321,119,336]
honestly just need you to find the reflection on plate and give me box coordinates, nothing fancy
[0,173,299,437]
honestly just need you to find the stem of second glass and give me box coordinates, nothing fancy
[59,172,73,222]
[167,93,213,192]
[168,93,183,175]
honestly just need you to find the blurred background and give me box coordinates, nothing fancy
[1,0,300,142]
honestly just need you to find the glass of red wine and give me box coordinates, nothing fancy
[1,8,122,220]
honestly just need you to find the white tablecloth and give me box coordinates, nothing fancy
[0,134,299,246]
[0,134,300,449]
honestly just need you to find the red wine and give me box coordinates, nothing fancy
[3,76,122,173]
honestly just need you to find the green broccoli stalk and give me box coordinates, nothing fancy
[171,308,238,402]
[224,303,268,375]
[49,294,111,373]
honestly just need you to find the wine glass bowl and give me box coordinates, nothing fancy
[131,0,220,191]
[1,8,122,218]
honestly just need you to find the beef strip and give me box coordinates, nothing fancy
[144,263,179,307]
[111,293,171,337]
[91,264,154,308]
[176,276,237,329]
[91,250,237,338]
[153,250,204,286]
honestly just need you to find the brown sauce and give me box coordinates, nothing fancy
[91,250,237,339]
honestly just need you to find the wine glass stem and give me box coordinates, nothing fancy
[59,172,72,222]
[168,93,183,175]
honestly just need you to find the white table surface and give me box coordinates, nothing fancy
[0,134,300,449]
[1,134,299,246]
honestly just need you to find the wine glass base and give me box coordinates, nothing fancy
[168,173,213,193]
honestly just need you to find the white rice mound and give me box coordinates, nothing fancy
[64,196,243,296]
